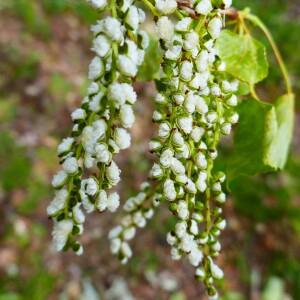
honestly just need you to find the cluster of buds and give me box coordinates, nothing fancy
[47,0,149,255]
[108,182,159,264]
[146,0,239,298]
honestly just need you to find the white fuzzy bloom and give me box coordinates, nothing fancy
[96,190,108,211]
[163,179,176,201]
[108,225,123,239]
[62,157,78,174]
[52,170,68,188]
[138,8,146,23]
[123,226,136,240]
[196,174,207,192]
[183,93,196,114]
[175,221,187,238]
[180,61,193,81]
[47,189,68,215]
[158,122,171,138]
[173,94,184,105]
[88,56,104,80]
[216,192,226,203]
[91,34,110,57]
[155,17,174,45]
[211,85,221,96]
[190,126,205,142]
[87,82,99,95]
[73,205,85,224]
[228,113,239,124]
[196,50,209,72]
[120,104,135,128]
[144,208,154,219]
[177,200,189,220]
[125,5,139,31]
[165,45,182,61]
[121,242,133,258]
[80,190,94,213]
[190,72,209,90]
[188,243,203,266]
[160,148,173,168]
[185,178,197,194]
[184,31,199,50]
[149,163,163,178]
[139,30,150,49]
[227,94,238,106]
[104,17,123,41]
[221,123,232,135]
[110,238,121,254]
[211,263,224,279]
[178,116,193,134]
[155,0,177,14]
[195,0,212,15]
[170,157,185,175]
[189,219,199,235]
[208,17,223,39]
[172,131,185,147]
[153,110,163,121]
[114,128,131,150]
[166,232,177,245]
[221,80,232,92]
[126,39,140,65]
[106,161,121,184]
[57,138,74,155]
[171,247,182,260]
[107,192,120,212]
[179,232,194,252]
[206,111,218,123]
[95,143,111,164]
[132,211,146,227]
[149,140,161,151]
[117,55,138,77]
[71,108,86,121]
[87,0,107,9]
[175,17,192,32]
[195,153,207,169]
[89,92,103,112]
[82,178,99,196]
[52,219,73,251]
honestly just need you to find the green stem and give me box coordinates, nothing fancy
[140,0,161,17]
[246,13,292,95]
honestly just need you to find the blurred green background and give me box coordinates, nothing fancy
[0,0,299,299]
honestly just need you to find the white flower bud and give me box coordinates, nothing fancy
[107,192,120,212]
[95,143,111,164]
[172,131,185,147]
[191,126,205,142]
[155,93,167,104]
[123,226,136,240]
[195,0,212,14]
[106,161,121,184]
[139,30,150,49]
[221,123,232,135]
[87,0,107,9]
[149,163,164,178]
[171,247,182,260]
[132,211,146,227]
[117,55,138,77]
[57,138,74,155]
[121,242,133,258]
[110,238,121,254]
[114,128,131,150]
[179,232,193,252]
[160,148,173,168]
[163,179,176,201]
[155,16,174,45]
[227,113,239,124]
[167,232,177,245]
[73,205,85,224]
[216,219,226,230]
[226,94,238,106]
[104,17,123,41]
[91,34,110,57]
[211,85,221,96]
[223,0,232,9]
[180,61,193,81]
[212,182,222,192]
[195,153,207,170]
[47,189,68,215]
[62,157,78,174]
[52,170,68,188]
[211,263,224,279]
[149,140,162,151]
[170,157,185,175]
[155,0,177,15]
[88,56,104,80]
[144,208,154,219]
[196,50,209,72]
[208,17,223,39]
[153,110,163,121]
[188,243,203,266]
[165,45,182,60]
[206,111,218,124]
[194,95,208,114]
[173,94,184,105]
[52,219,73,251]
[158,122,171,138]
[175,221,187,238]
[125,5,139,31]
[177,200,189,220]
[178,116,193,134]
[175,17,192,32]
[183,93,196,114]
[71,108,86,121]
[215,192,226,203]
[185,179,197,194]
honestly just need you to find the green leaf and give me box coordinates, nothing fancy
[137,36,163,82]
[227,94,294,183]
[215,30,269,85]
[265,93,294,169]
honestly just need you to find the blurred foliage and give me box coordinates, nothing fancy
[0,0,299,299]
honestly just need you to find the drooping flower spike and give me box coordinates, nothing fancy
[48,0,149,255]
